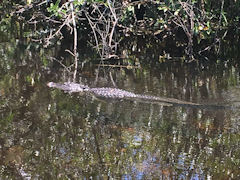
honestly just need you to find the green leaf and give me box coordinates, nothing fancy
[221,12,228,25]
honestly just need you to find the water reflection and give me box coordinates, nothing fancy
[0,38,240,179]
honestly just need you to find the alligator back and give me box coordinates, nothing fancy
[88,87,227,108]
[90,88,138,98]
[89,87,210,106]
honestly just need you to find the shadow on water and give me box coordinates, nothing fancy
[0,22,240,180]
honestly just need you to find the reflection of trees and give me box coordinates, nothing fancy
[0,66,239,178]
[2,81,238,179]
[0,35,239,179]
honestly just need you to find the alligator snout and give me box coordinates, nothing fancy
[47,82,55,88]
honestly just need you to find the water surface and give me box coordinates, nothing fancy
[0,27,240,180]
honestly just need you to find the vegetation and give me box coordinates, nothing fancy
[1,0,240,66]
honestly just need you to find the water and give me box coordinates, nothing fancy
[0,27,240,180]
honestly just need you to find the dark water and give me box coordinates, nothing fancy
[1,28,240,179]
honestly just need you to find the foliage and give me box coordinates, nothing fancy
[1,0,240,63]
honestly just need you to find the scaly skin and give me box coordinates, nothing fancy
[47,82,227,109]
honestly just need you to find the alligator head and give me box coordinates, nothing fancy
[47,82,90,92]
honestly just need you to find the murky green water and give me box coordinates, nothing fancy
[1,27,240,179]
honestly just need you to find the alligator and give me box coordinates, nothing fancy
[47,82,228,109]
